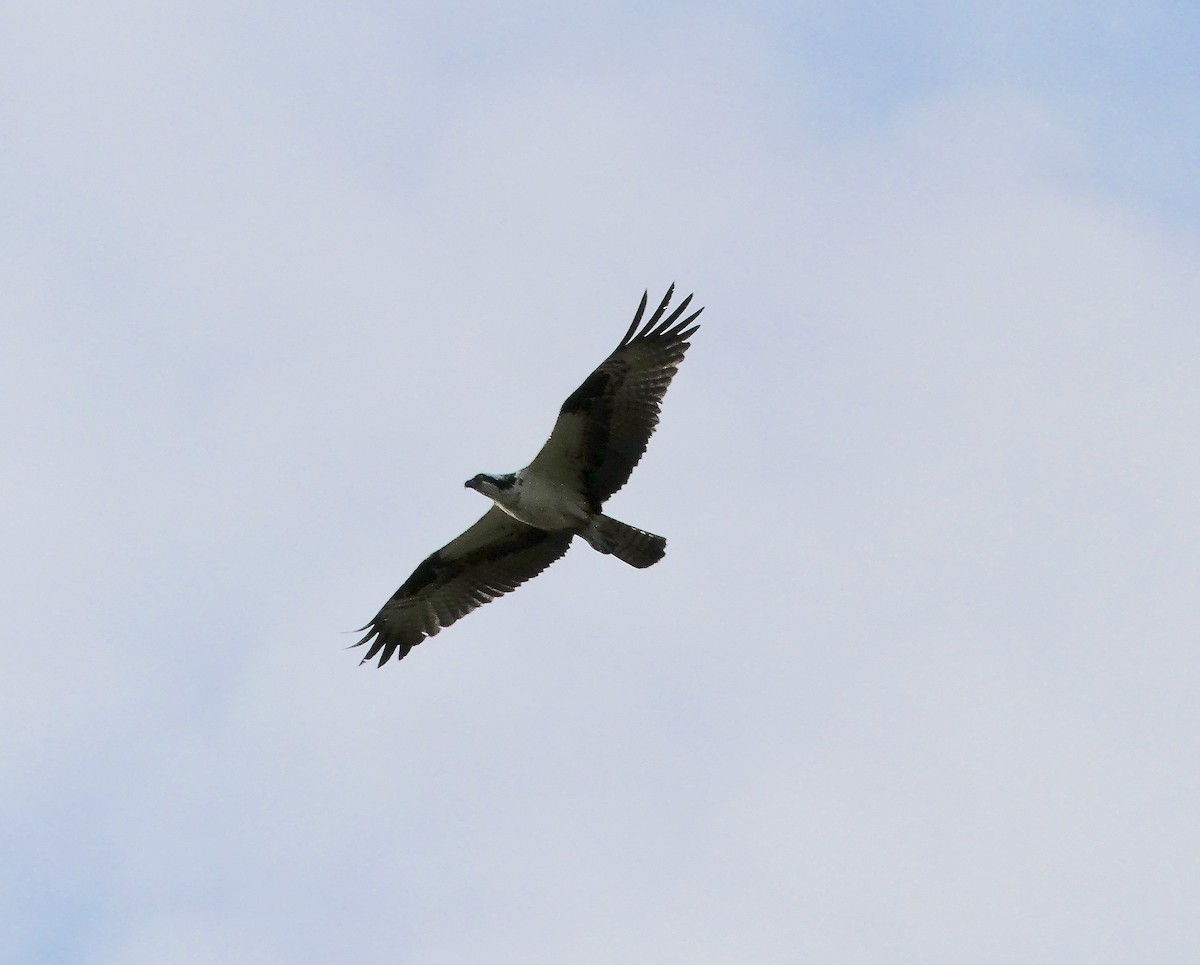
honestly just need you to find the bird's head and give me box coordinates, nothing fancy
[465,473,516,497]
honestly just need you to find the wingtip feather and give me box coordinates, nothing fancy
[642,284,675,334]
[620,289,650,346]
[653,293,694,335]
[668,306,704,338]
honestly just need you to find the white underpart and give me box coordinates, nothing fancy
[484,468,591,531]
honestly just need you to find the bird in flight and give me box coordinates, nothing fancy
[354,285,702,666]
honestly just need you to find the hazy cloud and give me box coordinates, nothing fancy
[4,3,1198,962]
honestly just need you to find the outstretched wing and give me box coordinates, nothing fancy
[354,507,573,667]
[528,284,702,505]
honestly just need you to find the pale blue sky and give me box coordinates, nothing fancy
[3,3,1199,962]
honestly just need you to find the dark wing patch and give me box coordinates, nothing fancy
[354,506,573,667]
[560,369,611,415]
[529,284,701,504]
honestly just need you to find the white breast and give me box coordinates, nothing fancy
[494,469,589,531]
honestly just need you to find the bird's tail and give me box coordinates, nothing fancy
[584,515,667,568]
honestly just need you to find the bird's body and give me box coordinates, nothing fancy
[354,285,702,667]
[468,471,590,532]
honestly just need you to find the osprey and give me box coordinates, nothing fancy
[354,285,702,666]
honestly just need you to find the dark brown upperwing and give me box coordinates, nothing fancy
[528,285,701,505]
[354,507,573,667]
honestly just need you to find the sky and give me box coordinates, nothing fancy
[3,2,1200,962]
